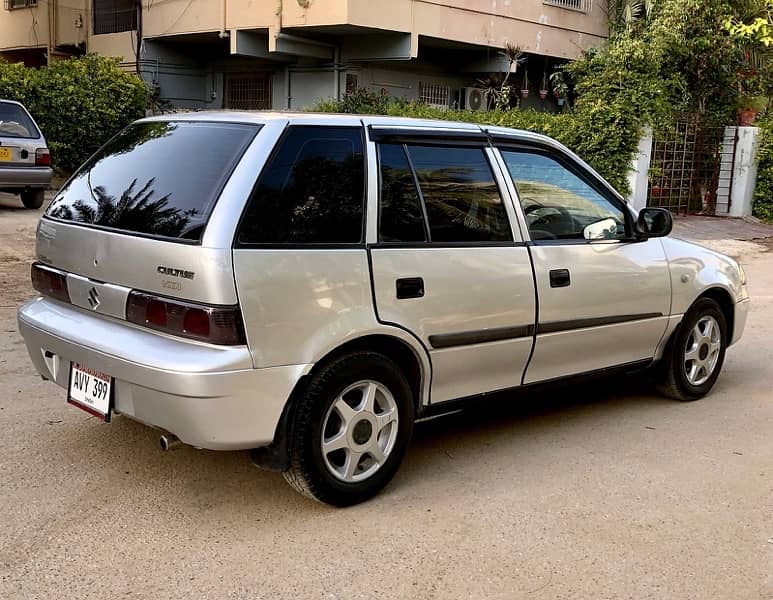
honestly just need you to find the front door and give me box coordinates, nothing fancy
[497,148,672,384]
[368,141,537,403]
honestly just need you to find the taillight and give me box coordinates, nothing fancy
[35,148,51,166]
[31,263,70,303]
[126,291,246,345]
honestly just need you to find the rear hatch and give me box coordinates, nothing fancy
[0,101,43,167]
[36,119,260,342]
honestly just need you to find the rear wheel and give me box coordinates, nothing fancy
[20,189,44,209]
[657,297,727,401]
[283,352,414,506]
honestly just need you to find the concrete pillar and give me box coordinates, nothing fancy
[727,126,760,218]
[627,127,653,211]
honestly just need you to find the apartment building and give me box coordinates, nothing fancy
[1,1,608,111]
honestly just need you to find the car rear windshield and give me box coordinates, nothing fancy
[46,121,259,242]
[0,102,39,138]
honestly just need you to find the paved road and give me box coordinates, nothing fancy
[1,195,772,599]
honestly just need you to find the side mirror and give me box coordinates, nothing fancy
[635,207,673,238]
[583,217,619,241]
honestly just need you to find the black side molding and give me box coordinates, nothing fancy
[537,313,663,335]
[429,325,534,349]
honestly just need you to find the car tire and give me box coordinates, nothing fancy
[20,189,45,209]
[283,351,415,506]
[656,297,728,401]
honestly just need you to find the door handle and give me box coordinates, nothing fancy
[549,269,571,288]
[396,277,425,299]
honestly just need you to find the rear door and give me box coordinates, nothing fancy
[495,146,671,384]
[367,129,537,403]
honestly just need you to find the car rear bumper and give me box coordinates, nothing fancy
[18,297,311,450]
[0,165,52,189]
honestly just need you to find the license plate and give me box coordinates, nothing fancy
[0,148,11,161]
[68,363,113,422]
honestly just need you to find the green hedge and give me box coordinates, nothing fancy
[0,55,147,172]
[753,114,773,222]
[314,93,639,195]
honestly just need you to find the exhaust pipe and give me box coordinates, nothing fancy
[159,433,183,452]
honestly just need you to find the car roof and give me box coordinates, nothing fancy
[138,110,623,201]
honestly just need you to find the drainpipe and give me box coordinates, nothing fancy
[334,45,340,100]
[219,0,228,38]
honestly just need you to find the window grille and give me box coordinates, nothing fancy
[93,0,137,34]
[542,0,590,13]
[5,0,38,9]
[225,74,272,110]
[419,82,450,109]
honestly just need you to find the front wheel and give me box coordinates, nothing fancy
[283,352,415,506]
[656,297,728,401]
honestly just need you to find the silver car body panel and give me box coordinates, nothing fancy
[0,99,51,190]
[18,297,307,449]
[36,218,239,305]
[17,111,749,451]
[523,240,671,383]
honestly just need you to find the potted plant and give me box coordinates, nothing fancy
[738,95,768,126]
[539,73,549,100]
[550,71,569,107]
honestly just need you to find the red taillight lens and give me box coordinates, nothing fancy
[126,291,245,345]
[31,263,70,303]
[35,148,51,166]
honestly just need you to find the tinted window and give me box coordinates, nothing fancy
[47,121,257,241]
[238,126,365,244]
[501,150,627,241]
[406,145,511,242]
[0,102,39,138]
[378,144,426,243]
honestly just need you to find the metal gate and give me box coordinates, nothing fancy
[225,73,272,110]
[647,119,738,215]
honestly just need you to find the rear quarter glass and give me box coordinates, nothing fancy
[46,121,260,242]
[0,102,40,139]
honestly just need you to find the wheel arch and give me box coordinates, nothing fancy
[658,285,736,363]
[250,331,430,472]
[696,286,735,342]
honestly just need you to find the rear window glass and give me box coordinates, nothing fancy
[46,121,259,241]
[0,102,39,138]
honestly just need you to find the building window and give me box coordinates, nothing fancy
[93,0,137,35]
[542,0,590,12]
[345,73,359,95]
[418,82,450,109]
[225,73,272,110]
[5,0,38,9]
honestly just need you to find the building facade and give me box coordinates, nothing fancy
[1,0,608,111]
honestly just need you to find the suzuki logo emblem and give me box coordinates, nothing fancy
[87,287,100,309]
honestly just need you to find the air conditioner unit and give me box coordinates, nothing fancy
[460,87,489,111]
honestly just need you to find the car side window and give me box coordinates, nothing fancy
[378,144,427,243]
[500,150,627,242]
[237,126,365,244]
[404,145,512,243]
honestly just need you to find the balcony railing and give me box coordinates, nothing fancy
[543,0,590,13]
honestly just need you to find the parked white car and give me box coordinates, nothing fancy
[0,99,52,209]
[18,113,749,505]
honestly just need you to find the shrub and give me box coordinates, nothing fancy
[0,54,147,172]
[753,114,773,222]
[314,95,639,195]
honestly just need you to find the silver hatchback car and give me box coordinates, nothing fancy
[18,113,749,505]
[0,99,52,209]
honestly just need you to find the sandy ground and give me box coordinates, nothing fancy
[1,194,772,599]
